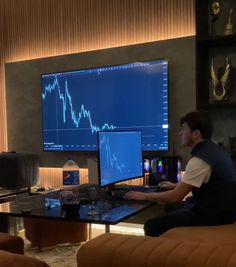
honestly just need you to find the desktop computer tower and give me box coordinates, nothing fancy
[146,156,181,186]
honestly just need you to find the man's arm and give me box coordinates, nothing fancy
[124,182,193,203]
[124,157,211,203]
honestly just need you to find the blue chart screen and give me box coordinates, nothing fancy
[41,59,169,151]
[98,131,143,187]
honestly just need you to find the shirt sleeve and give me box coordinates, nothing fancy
[181,157,212,188]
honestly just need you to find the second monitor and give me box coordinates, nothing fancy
[98,130,143,188]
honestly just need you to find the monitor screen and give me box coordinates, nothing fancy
[41,59,169,151]
[98,131,143,187]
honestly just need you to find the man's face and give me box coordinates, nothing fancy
[179,122,194,146]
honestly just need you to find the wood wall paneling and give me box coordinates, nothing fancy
[0,0,195,185]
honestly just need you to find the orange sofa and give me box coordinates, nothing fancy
[77,224,236,267]
[0,249,49,267]
[0,232,49,267]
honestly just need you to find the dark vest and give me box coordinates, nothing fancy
[190,140,236,217]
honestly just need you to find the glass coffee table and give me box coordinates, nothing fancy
[0,191,152,233]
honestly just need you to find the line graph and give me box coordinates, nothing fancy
[98,131,143,186]
[99,134,126,173]
[42,77,116,134]
[41,59,169,151]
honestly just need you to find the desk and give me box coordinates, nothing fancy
[0,191,152,232]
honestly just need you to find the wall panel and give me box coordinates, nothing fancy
[6,36,196,168]
[0,0,195,185]
[0,0,195,151]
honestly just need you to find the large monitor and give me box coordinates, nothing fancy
[41,59,169,151]
[98,131,143,187]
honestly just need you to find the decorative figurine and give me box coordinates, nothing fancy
[210,1,220,36]
[224,8,233,35]
[210,58,234,101]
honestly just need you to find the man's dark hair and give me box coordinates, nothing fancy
[180,110,213,139]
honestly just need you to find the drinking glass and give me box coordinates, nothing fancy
[87,186,100,216]
[60,190,80,215]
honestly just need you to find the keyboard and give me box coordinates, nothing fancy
[117,185,157,192]
[110,185,165,199]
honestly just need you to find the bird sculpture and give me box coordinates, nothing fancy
[210,58,231,101]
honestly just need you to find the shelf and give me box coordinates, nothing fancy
[197,34,236,47]
[196,0,236,124]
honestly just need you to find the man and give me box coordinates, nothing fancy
[125,110,236,236]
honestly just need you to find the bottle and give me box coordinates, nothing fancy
[62,158,80,186]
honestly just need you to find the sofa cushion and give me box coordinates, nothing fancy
[0,249,49,267]
[0,232,24,254]
[77,232,236,267]
[162,224,236,246]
